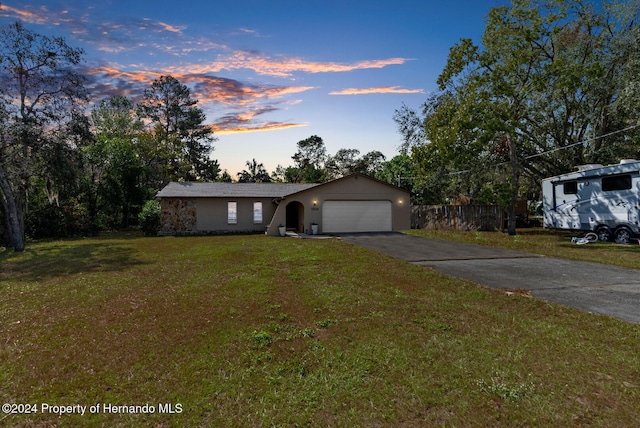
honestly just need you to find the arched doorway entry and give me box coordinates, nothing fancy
[286,201,304,232]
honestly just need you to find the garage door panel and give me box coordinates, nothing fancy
[322,201,392,233]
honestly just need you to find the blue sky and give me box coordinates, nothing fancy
[0,0,507,178]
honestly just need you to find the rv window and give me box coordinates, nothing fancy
[563,181,578,194]
[602,175,632,191]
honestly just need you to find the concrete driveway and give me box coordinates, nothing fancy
[340,232,640,324]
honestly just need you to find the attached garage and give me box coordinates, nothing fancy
[322,200,392,233]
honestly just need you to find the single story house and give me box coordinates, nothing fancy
[156,173,410,236]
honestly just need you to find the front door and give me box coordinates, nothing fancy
[286,201,304,232]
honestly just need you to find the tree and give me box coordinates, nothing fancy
[90,96,145,228]
[137,75,219,186]
[138,199,161,236]
[271,165,287,183]
[293,135,326,169]
[25,112,93,239]
[289,135,327,182]
[356,150,386,175]
[325,148,360,178]
[218,170,233,183]
[399,0,640,234]
[326,148,386,178]
[444,0,640,234]
[0,22,86,251]
[376,154,413,188]
[393,103,426,155]
[92,95,143,139]
[398,90,493,204]
[237,159,271,183]
[438,2,556,234]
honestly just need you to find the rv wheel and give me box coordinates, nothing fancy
[596,226,612,242]
[614,227,633,244]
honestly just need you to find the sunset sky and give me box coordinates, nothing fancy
[0,0,507,178]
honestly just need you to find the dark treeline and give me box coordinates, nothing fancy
[0,22,219,250]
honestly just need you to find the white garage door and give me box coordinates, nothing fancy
[322,201,392,233]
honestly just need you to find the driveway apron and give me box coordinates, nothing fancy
[339,232,640,324]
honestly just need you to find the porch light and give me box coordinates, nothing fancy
[313,200,317,206]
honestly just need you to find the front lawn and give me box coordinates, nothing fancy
[1,233,638,426]
[407,228,640,269]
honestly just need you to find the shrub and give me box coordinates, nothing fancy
[138,199,161,236]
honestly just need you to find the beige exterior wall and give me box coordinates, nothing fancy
[160,197,278,234]
[196,197,276,233]
[266,174,410,236]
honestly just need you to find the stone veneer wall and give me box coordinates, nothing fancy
[161,198,197,234]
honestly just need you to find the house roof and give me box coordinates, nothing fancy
[156,181,320,198]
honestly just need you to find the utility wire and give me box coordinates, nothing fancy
[445,123,640,176]
[523,123,640,161]
[394,124,640,180]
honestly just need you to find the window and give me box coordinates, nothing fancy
[563,181,578,194]
[602,175,632,191]
[253,202,263,224]
[227,202,237,224]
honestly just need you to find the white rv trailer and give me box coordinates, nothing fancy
[542,159,640,243]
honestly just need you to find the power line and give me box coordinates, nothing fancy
[446,123,640,176]
[523,123,640,161]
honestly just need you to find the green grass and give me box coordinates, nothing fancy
[1,232,639,426]
[406,227,640,269]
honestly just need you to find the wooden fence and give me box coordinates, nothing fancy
[411,205,504,231]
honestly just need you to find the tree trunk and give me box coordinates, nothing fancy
[0,170,25,251]
[2,208,10,247]
[507,134,519,236]
[122,203,130,228]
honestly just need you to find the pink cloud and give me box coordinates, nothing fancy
[84,64,311,133]
[211,122,307,134]
[204,52,412,77]
[0,4,48,24]
[329,86,425,95]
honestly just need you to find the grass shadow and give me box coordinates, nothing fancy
[0,241,148,282]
